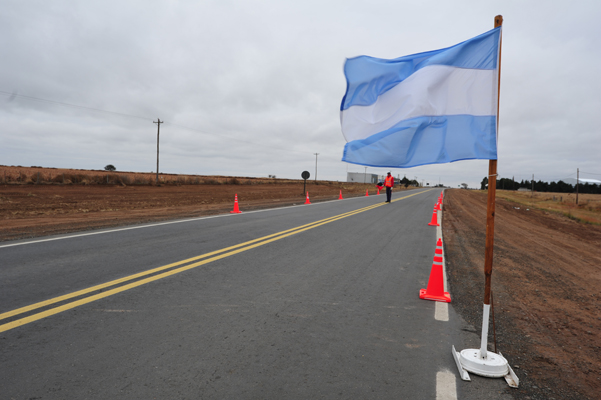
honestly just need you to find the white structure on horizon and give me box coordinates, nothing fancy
[564,178,601,185]
[347,172,378,184]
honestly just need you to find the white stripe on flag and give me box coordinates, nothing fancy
[341,65,496,142]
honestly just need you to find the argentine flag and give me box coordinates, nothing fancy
[340,27,501,168]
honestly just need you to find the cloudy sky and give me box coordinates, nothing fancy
[1,0,600,188]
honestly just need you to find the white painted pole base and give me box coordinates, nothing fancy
[459,348,508,377]
[452,304,519,388]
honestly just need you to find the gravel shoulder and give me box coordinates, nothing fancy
[443,189,601,400]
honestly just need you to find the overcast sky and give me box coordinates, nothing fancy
[1,0,600,188]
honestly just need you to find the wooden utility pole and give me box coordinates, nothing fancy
[576,168,579,204]
[531,173,534,198]
[154,119,163,184]
[483,15,503,307]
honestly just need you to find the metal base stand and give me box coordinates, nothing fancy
[452,304,519,388]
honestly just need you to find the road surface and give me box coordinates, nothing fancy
[0,189,512,399]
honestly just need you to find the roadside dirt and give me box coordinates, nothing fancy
[0,181,397,241]
[443,189,601,400]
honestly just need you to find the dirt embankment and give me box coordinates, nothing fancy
[0,181,403,242]
[443,189,601,400]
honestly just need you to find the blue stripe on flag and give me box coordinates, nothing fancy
[341,27,501,111]
[342,115,497,168]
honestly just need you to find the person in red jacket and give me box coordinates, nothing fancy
[384,172,394,203]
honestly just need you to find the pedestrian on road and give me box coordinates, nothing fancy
[384,172,394,203]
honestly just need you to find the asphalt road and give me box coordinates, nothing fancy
[0,189,513,399]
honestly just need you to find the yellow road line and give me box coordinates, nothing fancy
[0,190,429,333]
[0,203,382,322]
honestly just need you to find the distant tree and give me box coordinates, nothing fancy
[104,164,116,171]
[461,183,469,189]
[481,177,488,190]
[400,176,411,188]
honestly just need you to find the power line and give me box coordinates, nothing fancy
[0,90,149,121]
[1,90,336,160]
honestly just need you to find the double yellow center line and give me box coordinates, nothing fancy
[0,190,429,333]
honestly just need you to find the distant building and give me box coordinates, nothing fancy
[347,172,379,184]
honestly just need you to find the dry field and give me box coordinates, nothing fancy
[0,165,323,186]
[444,189,601,400]
[496,190,601,225]
[0,166,405,241]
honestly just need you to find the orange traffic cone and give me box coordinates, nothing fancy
[339,190,343,200]
[365,190,369,197]
[230,194,242,213]
[428,208,439,226]
[420,239,450,302]
[377,187,381,195]
[434,200,441,211]
[305,192,311,204]
[419,263,451,302]
[433,238,443,263]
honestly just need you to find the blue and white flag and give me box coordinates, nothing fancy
[340,27,501,168]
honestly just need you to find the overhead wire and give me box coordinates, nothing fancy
[1,90,328,159]
[0,90,150,121]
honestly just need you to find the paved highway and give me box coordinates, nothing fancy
[0,189,512,399]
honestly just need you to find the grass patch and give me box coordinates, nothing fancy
[496,190,601,225]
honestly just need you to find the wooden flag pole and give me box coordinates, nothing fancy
[483,14,503,308]
[452,15,518,388]
[478,15,504,360]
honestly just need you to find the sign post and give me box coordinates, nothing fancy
[301,171,310,195]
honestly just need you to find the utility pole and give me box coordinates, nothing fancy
[576,168,579,204]
[531,173,534,198]
[154,119,163,184]
[313,153,319,182]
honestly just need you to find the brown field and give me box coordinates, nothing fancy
[0,166,407,241]
[0,165,327,186]
[444,189,601,399]
[495,189,601,225]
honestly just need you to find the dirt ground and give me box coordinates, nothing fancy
[0,181,395,241]
[443,189,601,400]
[2,179,599,399]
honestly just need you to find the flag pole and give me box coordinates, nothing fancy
[480,13,503,360]
[452,15,519,388]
